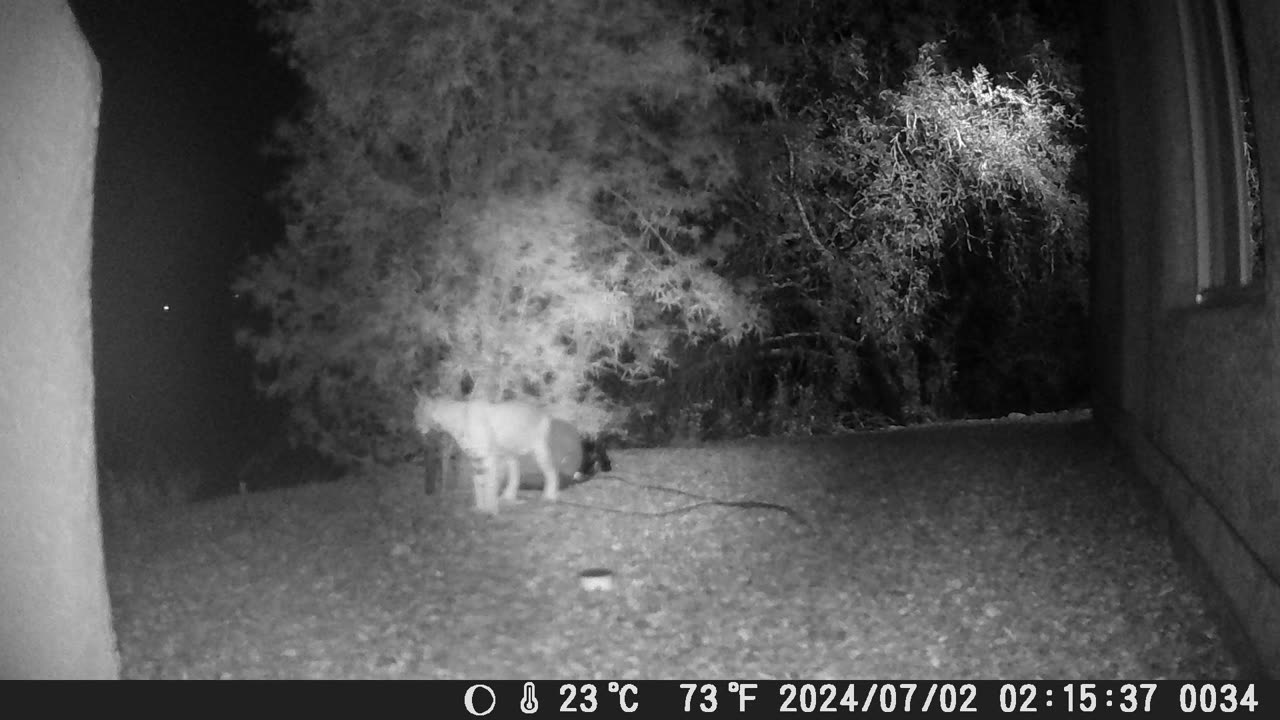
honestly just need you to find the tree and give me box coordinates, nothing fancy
[757,46,1085,418]
[692,3,1090,427]
[235,0,768,465]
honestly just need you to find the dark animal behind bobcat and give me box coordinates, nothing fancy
[517,420,611,490]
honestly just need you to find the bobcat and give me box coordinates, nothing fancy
[414,394,561,514]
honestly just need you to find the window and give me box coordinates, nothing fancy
[1177,0,1264,305]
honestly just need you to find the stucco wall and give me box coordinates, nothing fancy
[0,0,118,678]
[1089,0,1280,679]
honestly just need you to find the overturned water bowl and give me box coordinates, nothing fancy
[579,568,615,592]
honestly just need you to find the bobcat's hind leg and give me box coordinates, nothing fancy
[533,443,559,502]
[500,457,522,502]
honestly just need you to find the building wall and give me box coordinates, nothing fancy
[0,0,118,678]
[1089,0,1280,679]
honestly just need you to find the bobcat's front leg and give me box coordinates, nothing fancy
[472,456,500,514]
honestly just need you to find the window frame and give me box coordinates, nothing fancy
[1176,0,1264,307]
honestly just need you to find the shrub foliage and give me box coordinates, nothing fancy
[236,0,769,464]
[237,0,1091,457]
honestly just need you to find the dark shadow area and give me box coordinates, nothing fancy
[70,0,339,499]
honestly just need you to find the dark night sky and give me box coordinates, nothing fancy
[69,1,300,485]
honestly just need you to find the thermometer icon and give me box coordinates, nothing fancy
[520,682,539,714]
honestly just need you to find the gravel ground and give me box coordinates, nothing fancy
[104,412,1245,679]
